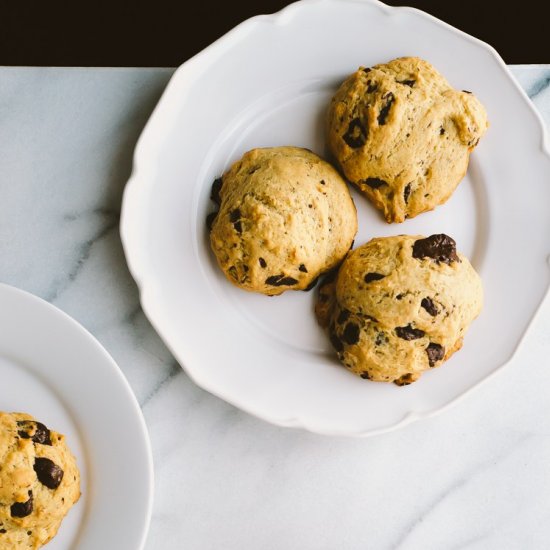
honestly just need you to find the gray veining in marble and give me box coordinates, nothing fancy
[1,66,550,550]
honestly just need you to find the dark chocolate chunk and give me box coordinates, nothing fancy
[17,421,51,446]
[412,234,459,265]
[303,277,319,292]
[206,212,217,231]
[343,117,367,148]
[362,177,387,189]
[34,457,64,489]
[319,180,326,186]
[395,324,425,340]
[440,127,445,135]
[299,264,308,273]
[364,272,385,283]
[329,332,344,353]
[259,257,267,268]
[426,343,445,366]
[11,491,33,518]
[377,92,395,125]
[210,178,223,205]
[0,528,6,533]
[395,374,415,386]
[360,372,371,379]
[362,67,371,73]
[342,323,360,345]
[337,309,351,324]
[399,79,416,87]
[404,183,412,204]
[396,293,404,300]
[421,297,438,316]
[265,274,298,286]
[228,266,238,280]
[229,209,242,233]
[367,80,378,93]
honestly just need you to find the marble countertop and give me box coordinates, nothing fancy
[1,66,549,550]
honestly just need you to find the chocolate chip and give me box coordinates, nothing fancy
[34,457,64,489]
[319,180,326,185]
[329,332,344,353]
[229,209,242,233]
[259,257,267,268]
[210,177,222,205]
[364,272,385,283]
[206,212,217,231]
[395,324,425,340]
[303,277,319,291]
[299,264,308,273]
[395,374,415,386]
[11,491,33,518]
[362,67,372,73]
[396,294,404,300]
[404,183,412,204]
[17,421,51,445]
[377,92,395,125]
[265,274,298,286]
[421,297,438,316]
[362,177,387,189]
[366,80,378,93]
[343,117,367,148]
[399,79,416,87]
[342,323,360,345]
[360,372,371,379]
[426,343,445,366]
[440,127,445,135]
[337,309,351,324]
[412,234,459,265]
[0,528,6,533]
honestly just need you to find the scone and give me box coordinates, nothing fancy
[316,234,482,385]
[209,146,358,295]
[327,57,488,222]
[0,412,80,549]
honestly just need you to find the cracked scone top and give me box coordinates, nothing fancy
[0,412,80,549]
[315,234,483,385]
[327,57,488,222]
[209,147,358,296]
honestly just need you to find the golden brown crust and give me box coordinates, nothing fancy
[327,57,488,223]
[209,147,357,295]
[0,412,80,549]
[315,235,483,385]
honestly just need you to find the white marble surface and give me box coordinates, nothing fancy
[1,66,550,550]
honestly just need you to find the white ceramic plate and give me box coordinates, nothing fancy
[0,284,153,548]
[121,0,550,436]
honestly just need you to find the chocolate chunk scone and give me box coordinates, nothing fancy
[316,234,482,385]
[327,57,488,222]
[0,412,80,549]
[209,147,357,295]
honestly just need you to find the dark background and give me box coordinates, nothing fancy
[1,1,545,66]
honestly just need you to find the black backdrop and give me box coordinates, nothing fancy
[1,1,546,66]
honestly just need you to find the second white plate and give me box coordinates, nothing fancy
[0,284,153,548]
[121,0,550,436]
